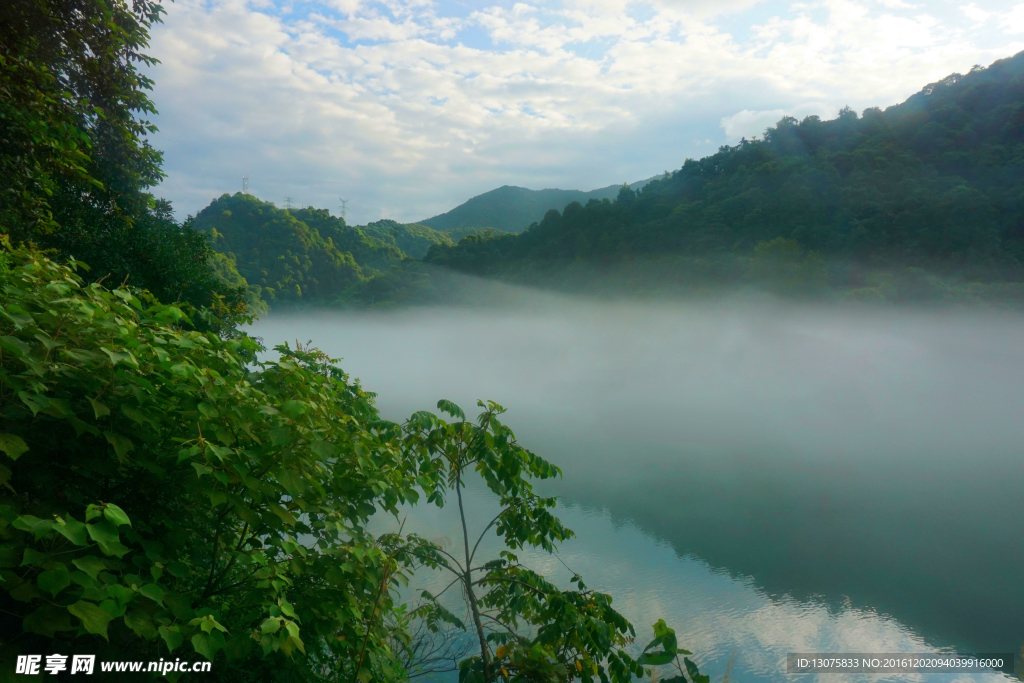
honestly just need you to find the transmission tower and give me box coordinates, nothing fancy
[284,196,295,210]
[339,198,348,220]
[241,175,249,194]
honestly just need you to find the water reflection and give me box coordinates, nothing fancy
[250,295,1024,679]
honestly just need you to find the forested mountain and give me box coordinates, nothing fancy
[361,219,454,258]
[419,51,1024,301]
[193,193,405,306]
[417,177,660,233]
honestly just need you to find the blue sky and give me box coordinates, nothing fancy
[147,0,1024,225]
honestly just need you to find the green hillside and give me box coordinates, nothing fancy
[361,219,454,258]
[417,178,660,234]
[421,52,1024,302]
[193,193,403,306]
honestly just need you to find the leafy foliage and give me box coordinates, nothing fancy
[399,400,705,683]
[0,0,164,237]
[0,244,443,679]
[0,0,247,318]
[0,244,699,682]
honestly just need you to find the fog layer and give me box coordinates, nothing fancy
[250,295,1024,654]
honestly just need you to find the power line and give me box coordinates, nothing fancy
[339,198,348,220]
[283,196,295,210]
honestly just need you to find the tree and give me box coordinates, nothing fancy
[400,400,705,683]
[0,0,164,237]
[0,0,248,317]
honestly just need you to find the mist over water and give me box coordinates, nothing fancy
[250,289,1024,681]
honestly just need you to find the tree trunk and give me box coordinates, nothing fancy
[457,472,491,681]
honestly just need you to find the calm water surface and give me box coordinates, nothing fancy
[250,295,1024,682]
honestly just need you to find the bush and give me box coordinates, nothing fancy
[0,243,433,679]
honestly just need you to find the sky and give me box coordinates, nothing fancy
[147,0,1024,225]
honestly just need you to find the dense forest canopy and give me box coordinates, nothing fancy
[417,51,1024,302]
[190,195,517,310]
[360,220,454,259]
[417,180,658,234]
[192,193,408,307]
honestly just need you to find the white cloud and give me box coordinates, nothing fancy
[961,3,991,23]
[720,109,786,140]
[1001,3,1024,33]
[147,0,1024,224]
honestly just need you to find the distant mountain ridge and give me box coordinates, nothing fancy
[401,50,1024,306]
[418,177,661,234]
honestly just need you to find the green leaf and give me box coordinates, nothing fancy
[104,432,135,460]
[278,469,305,497]
[54,514,89,545]
[260,617,280,634]
[121,405,154,427]
[192,463,213,478]
[139,583,165,605]
[18,391,48,415]
[87,397,110,419]
[192,630,226,661]
[268,428,291,446]
[87,520,129,557]
[68,600,113,640]
[105,583,135,608]
[102,503,131,527]
[436,399,465,420]
[197,402,219,418]
[97,539,130,558]
[0,336,31,356]
[270,505,297,526]
[87,519,119,545]
[72,556,107,580]
[310,440,338,459]
[166,561,190,578]
[685,658,710,683]
[205,443,232,461]
[24,605,76,638]
[37,562,71,597]
[125,609,159,639]
[280,400,307,419]
[9,577,41,601]
[15,516,54,540]
[160,625,184,653]
[21,547,50,567]
[0,434,28,460]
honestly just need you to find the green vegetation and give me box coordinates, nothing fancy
[361,220,454,259]
[0,0,705,679]
[0,245,700,681]
[417,182,656,235]
[0,0,242,317]
[193,194,405,307]
[191,199,520,310]
[421,53,1024,303]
